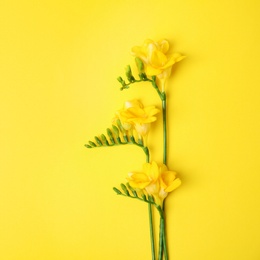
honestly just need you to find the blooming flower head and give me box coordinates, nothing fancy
[115,99,160,137]
[127,161,181,206]
[132,39,185,89]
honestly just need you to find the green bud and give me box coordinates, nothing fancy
[120,183,130,196]
[130,136,135,143]
[88,141,96,147]
[84,144,92,148]
[123,135,128,142]
[135,57,144,73]
[113,187,122,195]
[95,136,103,146]
[125,65,135,82]
[125,65,131,77]
[138,138,143,146]
[139,73,147,80]
[106,128,115,144]
[101,134,109,146]
[132,190,137,197]
[117,76,124,83]
[117,76,126,88]
[112,125,119,138]
[141,193,147,201]
[126,183,138,197]
[116,119,126,135]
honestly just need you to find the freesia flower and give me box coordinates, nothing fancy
[127,161,181,206]
[115,99,160,138]
[132,39,185,90]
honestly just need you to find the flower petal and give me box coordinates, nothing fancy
[127,172,151,189]
[164,178,181,192]
[157,39,169,54]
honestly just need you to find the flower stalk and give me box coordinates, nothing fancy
[86,38,185,260]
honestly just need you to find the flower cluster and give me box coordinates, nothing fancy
[132,39,185,90]
[127,161,181,206]
[86,38,185,260]
[115,99,160,143]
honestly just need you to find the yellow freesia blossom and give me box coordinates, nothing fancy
[127,161,181,206]
[132,39,185,90]
[116,99,160,137]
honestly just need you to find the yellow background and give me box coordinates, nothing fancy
[1,0,260,259]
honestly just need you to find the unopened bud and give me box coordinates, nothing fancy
[112,125,119,138]
[95,136,102,146]
[113,187,122,195]
[88,141,96,147]
[101,134,109,146]
[125,65,135,82]
[117,76,124,83]
[120,183,130,196]
[116,119,126,135]
[141,194,147,201]
[106,128,115,144]
[135,57,144,73]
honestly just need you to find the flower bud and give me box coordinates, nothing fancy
[125,65,135,82]
[112,125,119,138]
[141,193,147,201]
[95,136,103,146]
[135,57,144,73]
[116,119,126,135]
[121,183,130,196]
[117,76,124,83]
[113,187,122,195]
[126,183,137,197]
[106,128,115,144]
[88,141,96,147]
[101,134,109,146]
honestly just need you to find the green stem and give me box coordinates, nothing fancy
[149,203,156,260]
[162,94,167,165]
[146,151,155,260]
[162,95,169,259]
[161,214,168,260]
[158,218,163,260]
[150,77,167,164]
[157,205,168,260]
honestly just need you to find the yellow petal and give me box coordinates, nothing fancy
[127,172,150,189]
[172,53,186,62]
[149,49,168,67]
[164,178,181,192]
[149,161,160,181]
[145,65,162,76]
[157,39,169,54]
